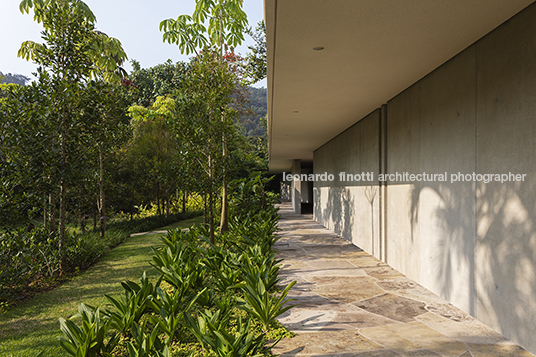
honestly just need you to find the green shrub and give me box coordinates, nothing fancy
[65,229,129,272]
[59,303,120,357]
[229,172,280,219]
[107,210,202,235]
[59,192,294,357]
[0,211,200,310]
[0,227,60,303]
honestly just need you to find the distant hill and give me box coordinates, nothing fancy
[237,86,267,137]
[0,71,31,86]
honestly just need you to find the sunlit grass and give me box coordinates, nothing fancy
[157,215,204,231]
[0,216,202,357]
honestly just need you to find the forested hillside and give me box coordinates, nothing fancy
[237,86,267,137]
[0,71,30,86]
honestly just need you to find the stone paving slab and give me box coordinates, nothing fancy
[273,203,534,357]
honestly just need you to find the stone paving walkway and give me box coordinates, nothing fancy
[273,203,534,357]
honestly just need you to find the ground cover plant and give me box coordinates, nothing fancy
[55,175,293,356]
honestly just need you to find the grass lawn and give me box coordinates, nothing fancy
[0,216,203,357]
[157,216,204,231]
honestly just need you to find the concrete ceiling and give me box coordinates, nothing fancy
[265,0,535,172]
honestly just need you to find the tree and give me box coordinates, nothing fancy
[17,0,127,273]
[0,82,55,227]
[85,82,131,237]
[244,21,266,84]
[127,59,189,107]
[160,0,248,56]
[128,96,182,223]
[123,60,193,218]
[170,51,239,243]
[160,0,249,234]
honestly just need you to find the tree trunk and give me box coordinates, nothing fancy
[99,148,106,238]
[43,195,47,230]
[182,190,187,213]
[219,110,229,232]
[209,185,215,244]
[157,183,162,225]
[48,192,56,235]
[166,195,170,217]
[93,208,97,232]
[59,179,67,274]
[220,176,228,232]
[208,153,215,244]
[81,213,86,233]
[203,192,207,228]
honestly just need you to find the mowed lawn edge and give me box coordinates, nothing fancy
[0,216,204,357]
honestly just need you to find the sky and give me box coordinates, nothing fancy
[0,0,266,87]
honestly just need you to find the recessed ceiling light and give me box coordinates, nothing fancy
[313,46,324,51]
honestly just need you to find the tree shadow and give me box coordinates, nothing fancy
[409,179,536,351]
[314,186,356,244]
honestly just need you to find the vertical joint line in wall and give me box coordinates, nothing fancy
[380,104,388,263]
[379,107,382,261]
[473,42,478,318]
[378,106,381,262]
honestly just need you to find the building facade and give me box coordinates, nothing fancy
[266,0,536,353]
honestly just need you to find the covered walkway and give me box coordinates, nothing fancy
[274,203,534,357]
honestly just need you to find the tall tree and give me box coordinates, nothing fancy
[17,0,127,273]
[244,20,267,84]
[172,51,239,243]
[0,81,55,227]
[160,0,248,234]
[127,59,189,107]
[128,96,181,223]
[86,82,131,237]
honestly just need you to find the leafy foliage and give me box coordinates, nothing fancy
[244,21,267,84]
[58,177,294,357]
[237,275,296,332]
[236,87,267,137]
[0,211,200,311]
[18,0,127,83]
[127,60,189,107]
[167,50,243,242]
[12,0,129,274]
[160,0,248,55]
[59,303,120,357]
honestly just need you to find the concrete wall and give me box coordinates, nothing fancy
[314,110,381,258]
[386,45,477,315]
[313,2,536,353]
[474,5,536,348]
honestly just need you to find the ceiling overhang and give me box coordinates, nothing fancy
[265,0,535,173]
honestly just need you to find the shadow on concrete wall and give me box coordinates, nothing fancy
[314,186,355,243]
[410,182,475,314]
[409,180,536,350]
[474,181,536,350]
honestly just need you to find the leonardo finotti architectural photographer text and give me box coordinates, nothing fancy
[283,172,527,184]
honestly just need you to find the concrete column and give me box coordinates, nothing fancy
[291,159,301,213]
